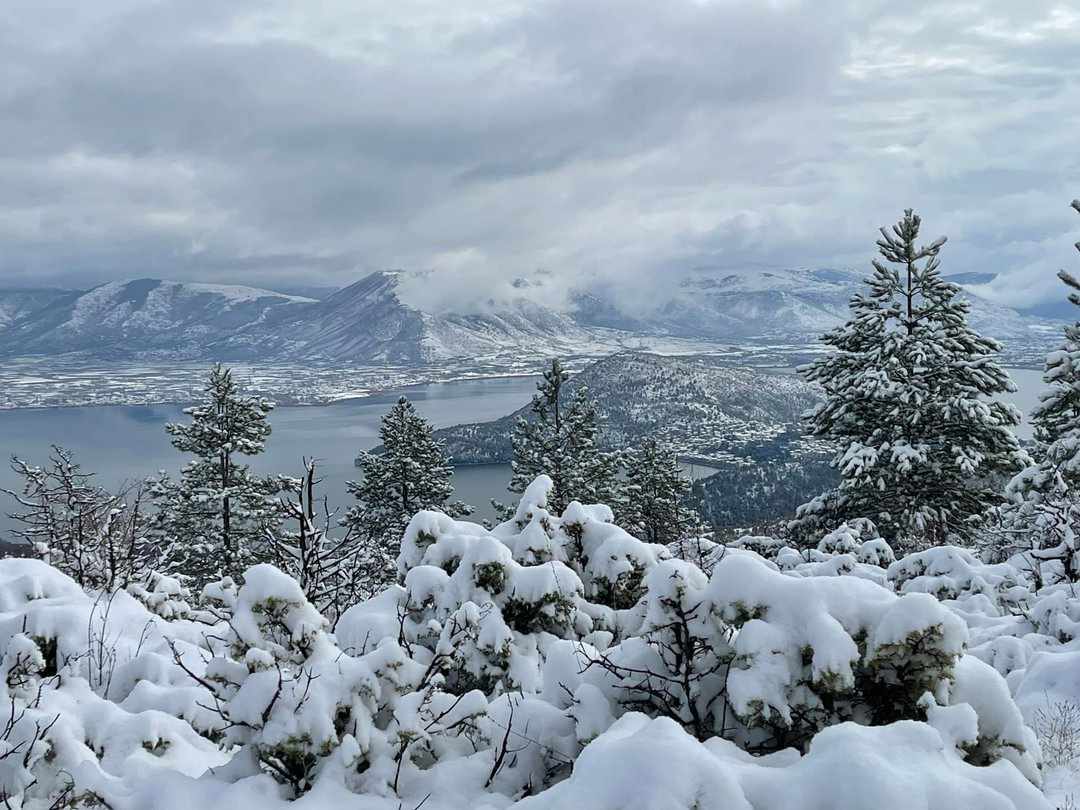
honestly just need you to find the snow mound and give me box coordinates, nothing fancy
[516,713,1050,810]
[0,480,1063,808]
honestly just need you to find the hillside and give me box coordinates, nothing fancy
[431,352,825,466]
[574,267,1043,344]
[0,279,315,359]
[0,288,77,329]
[211,270,622,364]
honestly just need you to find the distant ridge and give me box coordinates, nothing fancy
[0,267,1057,363]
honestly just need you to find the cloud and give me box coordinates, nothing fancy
[0,0,1078,313]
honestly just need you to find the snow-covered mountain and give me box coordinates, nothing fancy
[0,267,1056,363]
[213,271,615,364]
[432,352,824,465]
[0,279,315,359]
[0,288,76,330]
[573,267,1043,343]
[0,272,617,363]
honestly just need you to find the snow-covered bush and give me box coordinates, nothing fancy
[575,557,733,741]
[0,558,229,806]
[127,570,193,620]
[711,552,967,747]
[514,713,1050,810]
[175,564,369,792]
[889,545,1029,606]
[0,479,1062,807]
[4,446,154,590]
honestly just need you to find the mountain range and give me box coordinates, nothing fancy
[0,268,1060,363]
[600,267,1038,343]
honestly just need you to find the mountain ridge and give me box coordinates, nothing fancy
[0,268,1058,363]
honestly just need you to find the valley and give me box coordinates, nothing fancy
[0,341,824,410]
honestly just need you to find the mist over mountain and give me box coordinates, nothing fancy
[591,267,1042,343]
[0,267,1059,364]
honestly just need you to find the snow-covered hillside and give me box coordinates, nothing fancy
[433,352,824,466]
[215,271,612,364]
[0,288,75,329]
[0,477,1070,808]
[0,279,315,359]
[575,267,1044,344]
[0,273,623,364]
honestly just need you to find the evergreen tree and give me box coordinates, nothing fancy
[995,200,1080,582]
[509,359,621,514]
[792,209,1025,549]
[152,365,281,586]
[619,440,706,553]
[343,397,469,593]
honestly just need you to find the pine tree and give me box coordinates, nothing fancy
[509,359,621,514]
[792,209,1025,549]
[152,365,281,586]
[995,200,1080,582]
[343,396,469,593]
[619,440,706,553]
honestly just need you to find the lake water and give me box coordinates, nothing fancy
[1000,367,1044,440]
[0,376,541,531]
[0,366,1048,536]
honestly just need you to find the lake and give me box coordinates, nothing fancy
[0,366,1049,536]
[0,375,546,532]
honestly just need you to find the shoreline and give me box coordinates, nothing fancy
[0,354,1048,412]
[0,367,548,413]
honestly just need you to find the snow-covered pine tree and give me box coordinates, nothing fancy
[509,358,621,514]
[792,209,1025,549]
[620,439,706,555]
[343,396,469,594]
[995,200,1080,582]
[152,364,281,586]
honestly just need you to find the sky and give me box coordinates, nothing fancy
[1,0,1079,313]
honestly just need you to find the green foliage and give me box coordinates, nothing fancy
[344,397,470,595]
[509,359,621,514]
[793,210,1024,548]
[152,364,282,586]
[997,201,1080,582]
[619,439,705,550]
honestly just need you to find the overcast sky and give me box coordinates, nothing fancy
[2,0,1078,311]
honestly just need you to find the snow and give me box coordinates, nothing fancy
[0,480,1074,807]
[517,713,1050,810]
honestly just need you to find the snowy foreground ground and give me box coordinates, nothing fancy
[0,477,1077,809]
